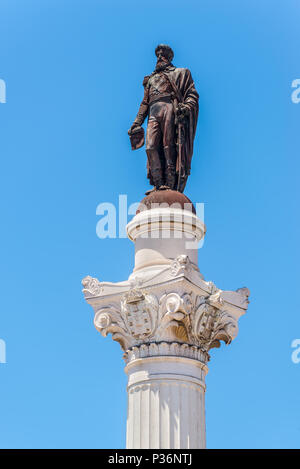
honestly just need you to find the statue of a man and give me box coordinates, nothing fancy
[128,44,199,193]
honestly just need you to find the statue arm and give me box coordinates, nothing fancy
[182,69,199,111]
[175,70,199,123]
[132,86,149,127]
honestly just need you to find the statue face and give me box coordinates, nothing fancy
[156,48,170,67]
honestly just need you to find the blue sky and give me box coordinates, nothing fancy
[0,0,299,449]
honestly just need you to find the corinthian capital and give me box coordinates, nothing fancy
[83,269,249,364]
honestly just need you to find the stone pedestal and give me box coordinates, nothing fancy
[82,191,249,449]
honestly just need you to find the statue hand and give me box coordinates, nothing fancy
[176,103,188,115]
[176,104,189,122]
[128,123,141,135]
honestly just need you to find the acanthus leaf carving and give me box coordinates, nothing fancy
[84,274,248,363]
[94,305,132,351]
[210,310,239,347]
[156,292,188,341]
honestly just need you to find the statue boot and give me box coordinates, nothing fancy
[165,168,176,190]
[151,168,164,190]
[146,149,164,194]
[164,145,177,190]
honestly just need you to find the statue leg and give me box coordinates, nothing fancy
[162,103,177,190]
[146,116,164,190]
[146,149,164,189]
[164,145,177,190]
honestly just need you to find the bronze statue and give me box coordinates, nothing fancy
[128,44,199,194]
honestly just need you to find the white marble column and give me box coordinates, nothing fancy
[82,197,249,449]
[126,356,207,449]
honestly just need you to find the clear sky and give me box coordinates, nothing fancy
[0,0,299,449]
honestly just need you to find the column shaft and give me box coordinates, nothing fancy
[125,356,207,449]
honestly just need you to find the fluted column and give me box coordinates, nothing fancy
[126,356,207,449]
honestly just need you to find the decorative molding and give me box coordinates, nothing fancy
[126,207,205,242]
[170,254,191,276]
[82,275,103,297]
[124,341,209,364]
[90,284,248,363]
[236,287,250,307]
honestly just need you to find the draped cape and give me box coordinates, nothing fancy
[165,67,199,183]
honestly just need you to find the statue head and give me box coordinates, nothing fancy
[155,44,174,67]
